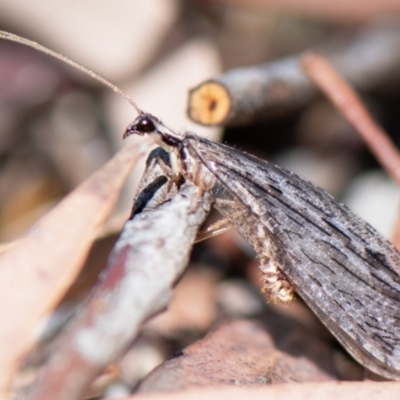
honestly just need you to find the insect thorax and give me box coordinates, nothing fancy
[163,133,294,304]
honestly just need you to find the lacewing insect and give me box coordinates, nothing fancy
[2,30,400,380]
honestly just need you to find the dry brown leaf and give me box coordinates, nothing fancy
[138,319,337,392]
[0,140,149,394]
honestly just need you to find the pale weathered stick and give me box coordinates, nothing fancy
[187,22,400,126]
[26,150,213,400]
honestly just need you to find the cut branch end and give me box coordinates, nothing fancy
[187,81,231,126]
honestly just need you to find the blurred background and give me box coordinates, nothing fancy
[1,0,400,240]
[1,0,400,396]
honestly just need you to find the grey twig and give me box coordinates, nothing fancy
[187,22,400,126]
[26,149,213,400]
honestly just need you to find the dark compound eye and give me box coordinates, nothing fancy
[136,116,156,133]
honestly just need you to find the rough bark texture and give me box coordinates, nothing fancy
[26,150,212,400]
[187,22,400,125]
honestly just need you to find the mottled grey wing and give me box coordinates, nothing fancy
[187,134,400,379]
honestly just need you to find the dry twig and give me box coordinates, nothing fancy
[26,150,213,400]
[187,22,400,126]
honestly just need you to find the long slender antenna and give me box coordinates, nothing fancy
[0,30,143,115]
